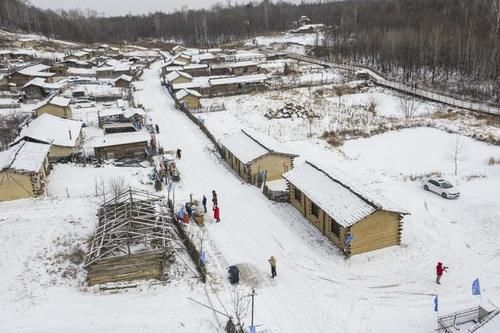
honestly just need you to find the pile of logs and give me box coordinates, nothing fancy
[265,102,320,119]
[87,249,166,286]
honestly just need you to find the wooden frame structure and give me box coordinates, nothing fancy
[85,187,197,285]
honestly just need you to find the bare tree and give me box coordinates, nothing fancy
[0,112,28,151]
[399,95,420,118]
[447,135,468,176]
[230,286,251,332]
[367,96,377,115]
[333,85,345,106]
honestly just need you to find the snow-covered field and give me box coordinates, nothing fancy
[1,63,499,333]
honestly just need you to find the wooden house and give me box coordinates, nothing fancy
[114,74,133,88]
[182,64,209,77]
[207,74,268,96]
[172,45,187,55]
[230,61,258,75]
[209,63,233,76]
[219,129,298,185]
[22,78,66,99]
[175,89,202,109]
[283,161,406,256]
[93,131,151,160]
[165,71,193,86]
[98,108,146,129]
[0,140,51,201]
[16,114,83,161]
[9,64,55,87]
[34,96,72,118]
[64,51,90,61]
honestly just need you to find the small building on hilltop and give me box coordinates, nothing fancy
[283,161,405,256]
[219,129,298,185]
[175,88,202,109]
[16,114,83,161]
[0,140,51,201]
[34,95,72,118]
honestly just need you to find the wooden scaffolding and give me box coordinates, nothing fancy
[85,187,197,285]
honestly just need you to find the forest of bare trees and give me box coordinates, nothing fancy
[1,0,499,101]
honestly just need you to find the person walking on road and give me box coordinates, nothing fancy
[202,195,207,213]
[436,262,448,284]
[212,190,218,207]
[268,256,277,278]
[213,205,220,223]
[176,148,182,159]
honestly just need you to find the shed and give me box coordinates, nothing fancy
[165,71,193,85]
[219,129,297,185]
[34,95,72,118]
[17,114,83,160]
[207,74,267,96]
[9,64,55,87]
[0,140,51,201]
[182,64,209,77]
[114,74,133,88]
[175,88,202,109]
[93,131,151,160]
[283,161,405,256]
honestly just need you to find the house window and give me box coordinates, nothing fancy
[294,188,302,201]
[311,202,319,217]
[330,219,341,237]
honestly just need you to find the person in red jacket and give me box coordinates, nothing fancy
[436,262,448,284]
[213,205,220,223]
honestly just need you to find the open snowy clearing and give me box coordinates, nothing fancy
[1,64,499,333]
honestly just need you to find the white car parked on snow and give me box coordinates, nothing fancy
[423,178,460,199]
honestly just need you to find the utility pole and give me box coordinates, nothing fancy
[249,288,257,331]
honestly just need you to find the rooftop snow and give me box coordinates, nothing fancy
[49,96,71,107]
[283,161,404,227]
[0,140,50,173]
[219,129,296,165]
[209,74,267,86]
[230,61,258,68]
[165,71,192,82]
[171,82,204,90]
[115,74,133,82]
[176,88,202,100]
[92,131,150,148]
[17,64,54,77]
[18,113,83,147]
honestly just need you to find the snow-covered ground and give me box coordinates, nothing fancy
[1,63,500,333]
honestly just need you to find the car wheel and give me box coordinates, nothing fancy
[441,193,448,199]
[424,185,429,191]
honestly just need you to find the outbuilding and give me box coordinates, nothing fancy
[93,131,151,160]
[283,161,405,256]
[219,129,297,185]
[0,140,51,201]
[175,88,202,109]
[34,95,72,118]
[114,74,133,88]
[16,114,83,161]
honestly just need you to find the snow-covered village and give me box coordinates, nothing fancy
[0,0,500,332]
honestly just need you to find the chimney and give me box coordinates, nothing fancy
[68,130,72,140]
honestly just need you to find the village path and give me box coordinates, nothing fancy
[134,64,341,332]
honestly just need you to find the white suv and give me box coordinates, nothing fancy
[423,178,460,199]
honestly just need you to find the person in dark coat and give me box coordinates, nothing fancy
[185,202,192,218]
[202,195,207,213]
[176,148,182,159]
[268,256,277,278]
[155,124,160,133]
[436,262,447,284]
[213,205,220,223]
[212,190,218,206]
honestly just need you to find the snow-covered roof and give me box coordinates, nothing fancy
[115,74,133,82]
[209,74,267,86]
[66,51,89,58]
[92,131,150,148]
[18,114,82,147]
[283,161,405,227]
[17,64,54,77]
[171,82,203,90]
[98,108,123,117]
[230,61,258,68]
[123,108,146,118]
[49,96,71,107]
[0,140,50,173]
[96,66,115,72]
[67,68,96,76]
[183,64,208,70]
[220,129,297,165]
[23,78,66,90]
[176,88,202,100]
[165,70,193,83]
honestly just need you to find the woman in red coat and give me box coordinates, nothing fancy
[436,262,447,284]
[213,205,220,223]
